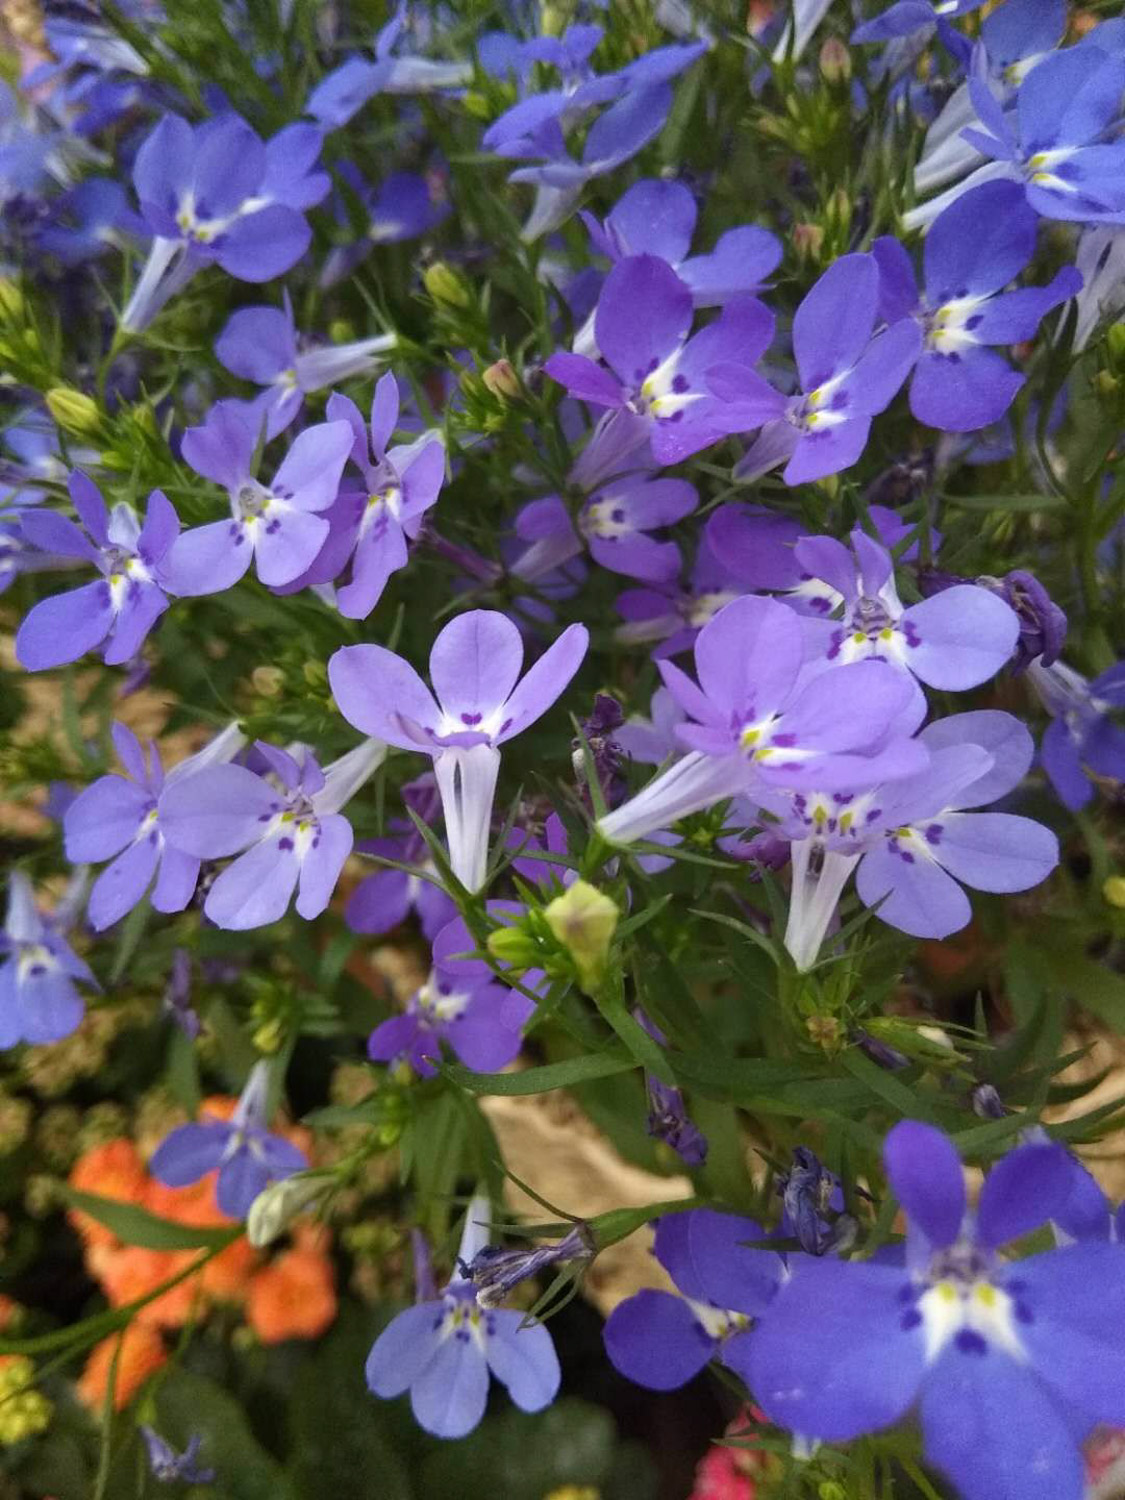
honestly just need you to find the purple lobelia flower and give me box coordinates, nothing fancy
[779,1147,855,1256]
[329,610,588,892]
[921,566,1067,673]
[276,376,445,618]
[510,474,698,585]
[150,1061,308,1220]
[158,737,385,930]
[346,774,457,939]
[318,166,452,288]
[305,6,471,129]
[466,1222,595,1309]
[15,474,179,672]
[634,1010,707,1166]
[615,686,686,766]
[163,402,353,595]
[715,253,921,485]
[774,710,1058,959]
[1027,658,1125,812]
[367,948,535,1078]
[852,0,986,47]
[598,595,927,847]
[794,528,1020,691]
[36,177,144,265]
[214,293,396,439]
[873,182,1081,432]
[544,254,780,466]
[140,1428,215,1486]
[604,1209,783,1391]
[63,720,246,931]
[366,1191,560,1438]
[904,45,1125,230]
[745,1121,1125,1500]
[0,872,98,1048]
[122,112,329,331]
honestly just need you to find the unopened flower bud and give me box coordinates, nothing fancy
[543,880,619,991]
[1106,322,1125,370]
[1103,875,1125,908]
[0,279,24,320]
[486,924,540,971]
[793,223,824,263]
[45,386,102,437]
[247,1174,330,1248]
[251,665,285,698]
[818,36,851,82]
[481,358,521,400]
[423,262,471,309]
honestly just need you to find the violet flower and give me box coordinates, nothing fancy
[305,7,471,129]
[159,737,386,930]
[319,167,452,288]
[1027,658,1125,812]
[328,610,588,892]
[746,1122,1125,1500]
[122,112,329,331]
[922,566,1067,673]
[366,1192,560,1439]
[163,402,353,595]
[604,1209,783,1390]
[162,949,201,1040]
[63,720,246,931]
[0,872,98,1048]
[346,774,457,940]
[150,1061,307,1220]
[215,293,396,439]
[16,474,178,672]
[715,253,921,485]
[140,1428,215,1486]
[873,181,1081,432]
[545,254,780,466]
[467,1223,595,1309]
[277,375,445,618]
[635,1010,707,1166]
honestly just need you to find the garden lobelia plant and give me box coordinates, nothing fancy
[1,0,1125,1497]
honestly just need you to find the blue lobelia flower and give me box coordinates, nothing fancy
[318,165,452,289]
[1027,657,1125,811]
[0,872,98,1048]
[597,594,928,848]
[345,773,457,940]
[852,0,986,49]
[367,947,534,1078]
[604,1209,783,1391]
[329,610,588,892]
[745,1121,1125,1500]
[36,178,145,266]
[15,473,179,672]
[151,1061,307,1220]
[873,181,1081,432]
[63,720,246,931]
[366,1191,560,1439]
[793,527,1020,691]
[140,1427,215,1486]
[214,292,396,439]
[713,253,922,486]
[158,737,385,931]
[274,374,446,618]
[163,402,353,596]
[545,254,780,467]
[121,112,329,331]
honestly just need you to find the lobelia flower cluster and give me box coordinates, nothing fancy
[2,0,1125,1494]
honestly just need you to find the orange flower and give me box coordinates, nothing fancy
[98,1247,203,1329]
[77,1324,166,1411]
[145,1174,232,1229]
[200,1238,258,1305]
[246,1248,336,1345]
[68,1139,147,1250]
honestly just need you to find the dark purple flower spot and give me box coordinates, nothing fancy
[925,823,943,845]
[954,1329,988,1356]
[900,1309,923,1331]
[671,374,689,394]
[1014,1302,1034,1325]
[278,837,294,851]
[461,712,482,726]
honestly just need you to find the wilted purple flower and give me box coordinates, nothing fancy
[1028,658,1125,812]
[163,403,353,595]
[140,1428,215,1486]
[346,774,457,939]
[779,1147,853,1256]
[122,113,329,331]
[467,1222,595,1309]
[277,376,445,618]
[604,1209,783,1390]
[572,692,626,808]
[716,253,921,485]
[0,872,98,1048]
[367,952,534,1078]
[63,720,246,931]
[511,474,698,585]
[318,167,452,288]
[151,1061,307,1220]
[215,293,396,438]
[929,567,1067,672]
[873,182,1081,432]
[546,255,779,466]
[746,1121,1125,1500]
[795,527,1020,690]
[159,737,385,930]
[634,1011,707,1166]
[599,594,926,847]
[329,610,588,891]
[16,474,178,672]
[366,1192,560,1438]
[162,949,202,1040]
[615,686,686,766]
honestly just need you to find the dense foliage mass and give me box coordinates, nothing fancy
[1,0,1125,1496]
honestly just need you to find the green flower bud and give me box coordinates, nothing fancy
[543,880,619,991]
[486,924,540,971]
[481,358,521,400]
[45,386,102,437]
[423,262,472,309]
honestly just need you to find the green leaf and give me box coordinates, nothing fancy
[56,1185,240,1251]
[156,1370,295,1500]
[443,1049,637,1096]
[942,492,1065,512]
